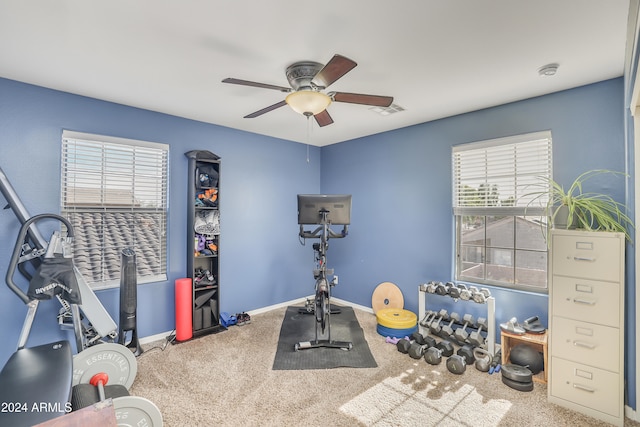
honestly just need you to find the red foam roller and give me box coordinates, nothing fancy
[175,278,193,341]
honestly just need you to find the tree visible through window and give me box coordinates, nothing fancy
[61,131,169,289]
[452,131,552,291]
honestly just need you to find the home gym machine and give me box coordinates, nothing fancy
[295,194,352,351]
[0,166,118,352]
[0,166,162,426]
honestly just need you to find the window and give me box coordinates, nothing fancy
[452,131,552,291]
[61,131,169,289]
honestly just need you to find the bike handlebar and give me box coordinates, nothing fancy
[299,224,348,240]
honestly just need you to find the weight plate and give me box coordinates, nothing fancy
[376,323,418,338]
[376,308,417,329]
[501,363,533,383]
[73,343,138,389]
[371,282,404,314]
[113,395,164,427]
[501,375,534,392]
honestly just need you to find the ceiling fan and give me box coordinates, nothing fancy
[222,54,394,127]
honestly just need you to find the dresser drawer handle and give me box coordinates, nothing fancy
[573,341,596,349]
[573,256,596,262]
[573,298,596,306]
[573,383,596,393]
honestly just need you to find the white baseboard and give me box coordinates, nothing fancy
[626,405,638,422]
[331,297,373,314]
[245,296,311,316]
[140,330,175,345]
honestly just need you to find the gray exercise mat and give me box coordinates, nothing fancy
[272,305,377,370]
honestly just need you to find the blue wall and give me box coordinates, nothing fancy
[0,77,320,366]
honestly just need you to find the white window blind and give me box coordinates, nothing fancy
[61,131,169,289]
[452,131,552,291]
[453,131,552,215]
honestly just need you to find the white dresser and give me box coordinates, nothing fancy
[548,229,625,426]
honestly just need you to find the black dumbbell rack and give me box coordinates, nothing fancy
[417,283,497,357]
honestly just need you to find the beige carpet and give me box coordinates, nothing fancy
[130,306,640,426]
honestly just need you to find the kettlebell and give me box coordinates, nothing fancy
[474,348,491,372]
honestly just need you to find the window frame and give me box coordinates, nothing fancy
[60,130,169,290]
[452,131,552,292]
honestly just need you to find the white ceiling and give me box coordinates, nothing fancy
[0,1,631,146]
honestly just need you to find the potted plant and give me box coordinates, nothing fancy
[524,169,634,240]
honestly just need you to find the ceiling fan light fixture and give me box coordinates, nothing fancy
[285,90,331,116]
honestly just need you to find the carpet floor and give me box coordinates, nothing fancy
[130,305,640,426]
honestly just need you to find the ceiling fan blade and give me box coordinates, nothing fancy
[311,54,357,88]
[244,100,288,118]
[222,78,291,93]
[332,92,393,107]
[314,110,334,127]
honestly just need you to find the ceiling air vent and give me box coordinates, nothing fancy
[369,103,405,116]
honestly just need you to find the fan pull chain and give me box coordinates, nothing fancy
[306,115,312,163]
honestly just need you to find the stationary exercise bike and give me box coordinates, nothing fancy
[295,194,352,351]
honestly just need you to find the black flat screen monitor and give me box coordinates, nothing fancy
[297,194,352,225]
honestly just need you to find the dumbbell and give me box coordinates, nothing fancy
[448,284,468,300]
[456,344,476,365]
[440,312,460,339]
[453,314,475,343]
[419,310,436,327]
[460,285,472,301]
[424,346,443,365]
[423,281,438,294]
[424,338,455,365]
[435,282,451,296]
[468,317,488,347]
[471,287,491,304]
[397,331,431,354]
[448,284,461,299]
[446,354,467,374]
[436,340,454,357]
[396,337,413,353]
[408,335,437,359]
[429,309,448,335]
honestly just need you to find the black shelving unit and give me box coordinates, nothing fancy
[185,150,224,337]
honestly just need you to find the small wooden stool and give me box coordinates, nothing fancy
[501,329,548,383]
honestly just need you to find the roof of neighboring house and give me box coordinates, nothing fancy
[461,215,546,250]
[68,212,164,284]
